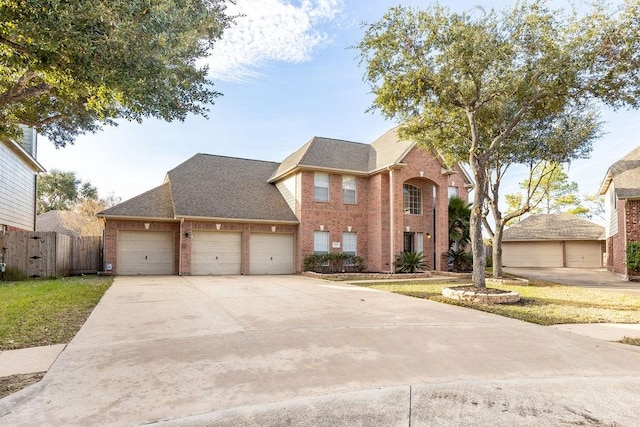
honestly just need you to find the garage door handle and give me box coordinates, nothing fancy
[271,257,273,260]
[216,256,218,260]
[145,255,147,260]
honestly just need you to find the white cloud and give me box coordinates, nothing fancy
[205,0,344,81]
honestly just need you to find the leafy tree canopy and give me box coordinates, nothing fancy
[357,0,640,287]
[0,0,233,146]
[506,163,588,218]
[37,169,98,213]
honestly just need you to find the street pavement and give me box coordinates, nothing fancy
[1,275,639,426]
[504,267,640,297]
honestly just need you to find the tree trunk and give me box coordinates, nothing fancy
[492,223,504,278]
[469,157,487,288]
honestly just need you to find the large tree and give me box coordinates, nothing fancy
[357,1,640,287]
[484,106,600,277]
[0,0,233,146]
[37,169,98,213]
[509,163,588,216]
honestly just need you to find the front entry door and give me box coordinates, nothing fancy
[404,232,414,252]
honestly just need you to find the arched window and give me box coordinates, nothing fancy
[403,184,422,215]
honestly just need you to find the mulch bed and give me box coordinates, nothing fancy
[0,372,45,399]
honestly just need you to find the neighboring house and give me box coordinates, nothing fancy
[99,128,472,275]
[36,210,104,237]
[599,146,640,277]
[0,126,45,233]
[502,214,604,268]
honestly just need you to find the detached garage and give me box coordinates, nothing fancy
[502,214,604,268]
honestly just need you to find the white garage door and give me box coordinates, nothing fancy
[191,231,242,275]
[250,234,294,275]
[566,241,603,268]
[117,231,174,275]
[502,241,563,267]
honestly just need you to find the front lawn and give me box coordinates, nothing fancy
[358,279,640,325]
[0,276,113,350]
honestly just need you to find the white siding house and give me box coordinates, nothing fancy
[0,127,45,231]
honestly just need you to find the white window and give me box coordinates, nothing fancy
[314,172,329,201]
[403,184,422,215]
[448,186,459,199]
[342,175,356,204]
[314,231,329,254]
[416,232,424,255]
[342,232,357,256]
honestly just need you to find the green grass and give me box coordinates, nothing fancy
[0,276,113,350]
[619,337,640,346]
[359,279,640,326]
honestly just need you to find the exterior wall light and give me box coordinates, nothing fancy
[144,223,150,230]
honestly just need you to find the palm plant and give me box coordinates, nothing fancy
[448,197,472,271]
[395,251,429,273]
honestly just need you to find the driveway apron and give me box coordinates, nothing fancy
[1,275,640,426]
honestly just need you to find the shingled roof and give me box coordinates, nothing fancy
[167,154,298,222]
[599,146,640,199]
[268,127,417,182]
[269,137,375,182]
[99,183,175,219]
[503,214,604,241]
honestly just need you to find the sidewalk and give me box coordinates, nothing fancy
[1,326,639,379]
[0,344,65,377]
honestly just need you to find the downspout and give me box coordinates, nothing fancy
[178,217,184,276]
[389,167,395,272]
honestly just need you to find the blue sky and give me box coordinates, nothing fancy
[39,0,639,216]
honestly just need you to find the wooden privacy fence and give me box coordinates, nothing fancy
[0,231,102,279]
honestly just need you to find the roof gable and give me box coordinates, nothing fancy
[370,127,415,171]
[269,137,373,182]
[601,146,640,198]
[503,213,604,241]
[168,154,298,222]
[99,183,175,219]
[269,127,419,182]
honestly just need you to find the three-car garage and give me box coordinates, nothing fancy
[115,227,295,275]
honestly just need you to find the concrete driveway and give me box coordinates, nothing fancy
[1,275,640,426]
[504,267,640,297]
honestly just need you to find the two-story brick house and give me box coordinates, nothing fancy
[99,128,471,275]
[599,146,640,278]
[0,126,45,233]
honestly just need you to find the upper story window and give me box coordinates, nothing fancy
[313,231,329,254]
[403,184,422,215]
[448,186,459,199]
[314,172,329,201]
[342,175,356,204]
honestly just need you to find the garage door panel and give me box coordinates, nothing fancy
[118,231,174,275]
[191,231,242,275]
[502,242,563,267]
[250,234,294,275]
[566,241,602,268]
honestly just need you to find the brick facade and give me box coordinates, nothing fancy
[103,141,470,275]
[606,199,640,276]
[295,147,468,273]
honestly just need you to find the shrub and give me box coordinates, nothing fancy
[395,251,430,273]
[448,248,473,272]
[303,253,366,273]
[627,242,640,273]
